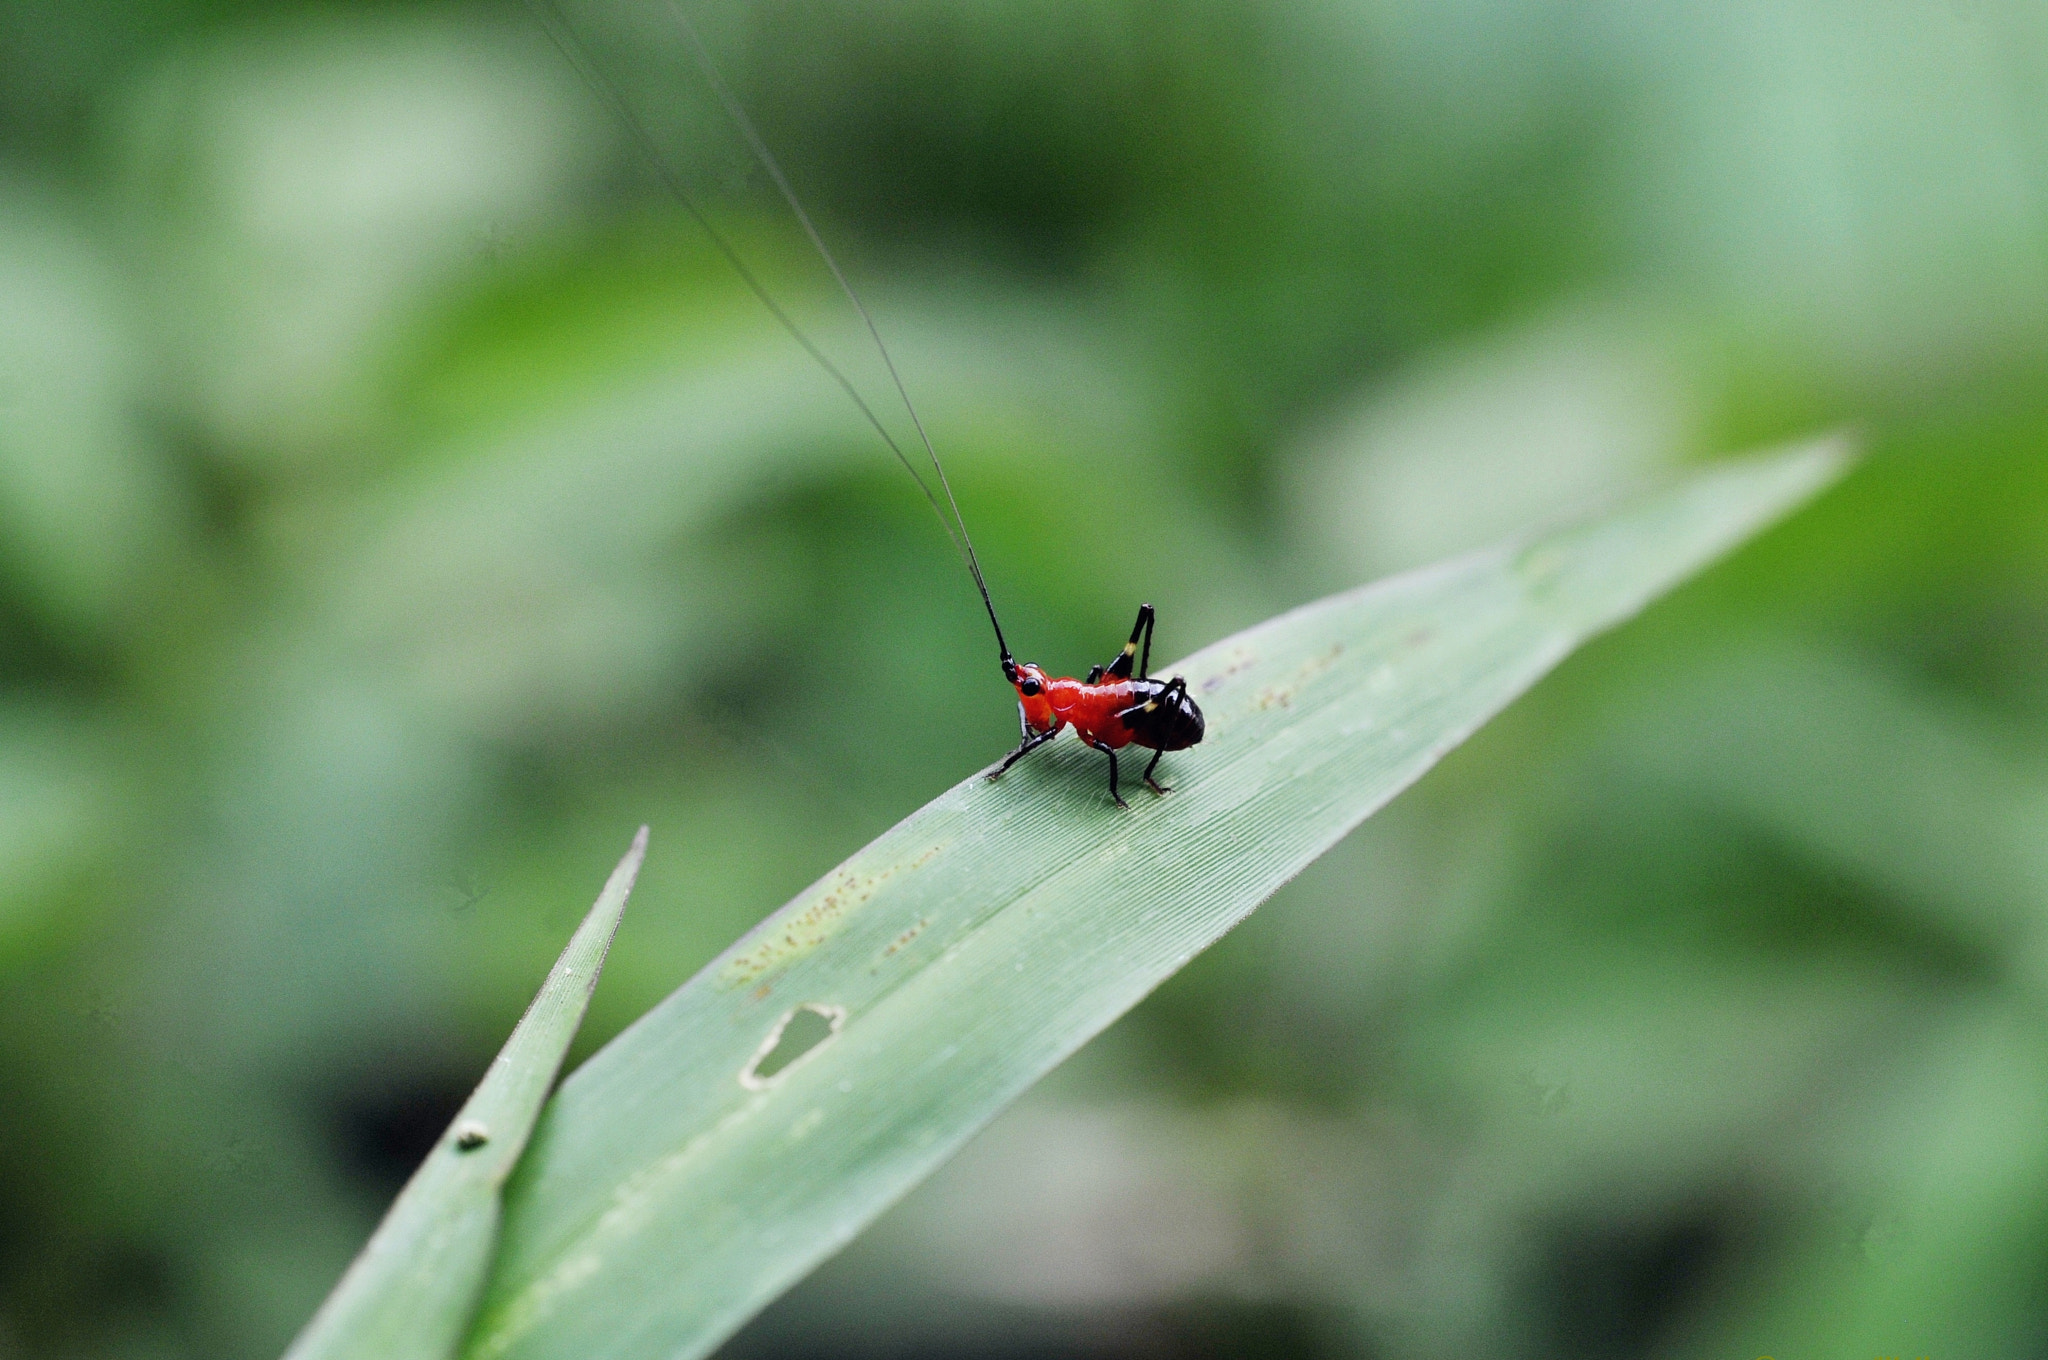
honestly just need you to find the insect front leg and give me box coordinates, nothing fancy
[990,704,1059,782]
[988,729,1058,781]
[1082,735,1127,808]
[1103,603,1156,681]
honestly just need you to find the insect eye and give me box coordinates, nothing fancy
[1021,680,1041,696]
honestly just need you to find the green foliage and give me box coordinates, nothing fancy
[0,0,2044,1356]
[447,446,1835,1360]
[284,829,646,1360]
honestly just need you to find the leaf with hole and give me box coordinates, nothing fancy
[283,827,648,1360]
[459,440,1849,1360]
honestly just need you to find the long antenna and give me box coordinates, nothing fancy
[662,0,1011,665]
[524,0,974,579]
[530,0,1016,666]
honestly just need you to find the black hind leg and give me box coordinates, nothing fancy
[1102,604,1157,681]
[1084,737,1127,808]
[1141,747,1170,796]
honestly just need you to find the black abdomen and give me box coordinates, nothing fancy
[1119,678,1205,751]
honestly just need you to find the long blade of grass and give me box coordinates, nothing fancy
[463,440,1850,1360]
[284,827,650,1360]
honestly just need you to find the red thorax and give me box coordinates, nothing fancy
[1009,663,1144,750]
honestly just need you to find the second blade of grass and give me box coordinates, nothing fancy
[284,827,648,1360]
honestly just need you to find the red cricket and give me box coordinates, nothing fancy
[534,0,1205,804]
[991,604,1205,807]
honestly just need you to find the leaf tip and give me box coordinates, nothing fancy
[608,825,650,897]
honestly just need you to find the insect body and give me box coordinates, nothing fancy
[992,604,1204,807]
[534,1,1203,804]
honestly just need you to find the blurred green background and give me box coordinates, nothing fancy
[0,0,2044,1356]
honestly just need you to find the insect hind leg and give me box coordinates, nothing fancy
[1141,746,1170,796]
[1104,603,1156,681]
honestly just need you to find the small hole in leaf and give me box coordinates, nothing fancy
[741,1003,845,1088]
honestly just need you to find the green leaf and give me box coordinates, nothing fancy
[462,440,1850,1360]
[284,827,649,1360]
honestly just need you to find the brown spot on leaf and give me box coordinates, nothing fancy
[719,845,946,987]
[1198,646,1260,694]
[882,917,932,959]
[1252,644,1344,710]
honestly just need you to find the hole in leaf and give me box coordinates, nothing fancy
[329,1068,469,1196]
[741,1003,845,1088]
